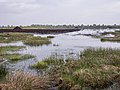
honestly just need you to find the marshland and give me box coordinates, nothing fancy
[0,29,120,90]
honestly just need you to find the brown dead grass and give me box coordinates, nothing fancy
[0,72,50,90]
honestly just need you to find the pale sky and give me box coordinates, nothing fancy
[0,0,120,25]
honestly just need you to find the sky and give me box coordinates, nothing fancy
[0,0,120,25]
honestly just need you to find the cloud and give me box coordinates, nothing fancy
[0,0,120,25]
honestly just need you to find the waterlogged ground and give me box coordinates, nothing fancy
[1,29,120,74]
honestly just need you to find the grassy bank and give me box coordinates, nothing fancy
[101,30,120,42]
[23,36,51,46]
[0,33,52,46]
[32,48,120,89]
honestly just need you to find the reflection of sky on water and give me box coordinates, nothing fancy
[1,29,120,73]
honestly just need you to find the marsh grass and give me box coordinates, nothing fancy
[0,46,25,52]
[0,46,35,62]
[0,33,32,43]
[0,33,52,46]
[101,30,120,42]
[4,54,35,61]
[32,61,48,69]
[23,36,51,46]
[32,48,120,89]
[31,57,64,69]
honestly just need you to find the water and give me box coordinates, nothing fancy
[1,29,120,73]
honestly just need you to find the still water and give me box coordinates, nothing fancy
[1,29,120,74]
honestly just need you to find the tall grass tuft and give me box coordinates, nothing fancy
[0,72,50,90]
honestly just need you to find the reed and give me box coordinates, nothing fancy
[0,72,49,90]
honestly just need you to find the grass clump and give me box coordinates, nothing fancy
[23,36,51,46]
[5,54,35,61]
[32,61,48,69]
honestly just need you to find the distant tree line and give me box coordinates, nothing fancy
[0,24,120,29]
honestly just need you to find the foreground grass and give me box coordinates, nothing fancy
[32,48,120,89]
[0,65,8,80]
[0,33,52,46]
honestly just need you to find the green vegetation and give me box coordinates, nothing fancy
[0,46,25,51]
[0,33,32,43]
[101,37,120,42]
[31,57,64,69]
[0,46,35,62]
[3,54,35,61]
[32,48,120,89]
[32,61,48,69]
[0,33,52,46]
[101,30,120,42]
[23,36,51,46]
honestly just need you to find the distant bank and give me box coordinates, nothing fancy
[0,27,80,34]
